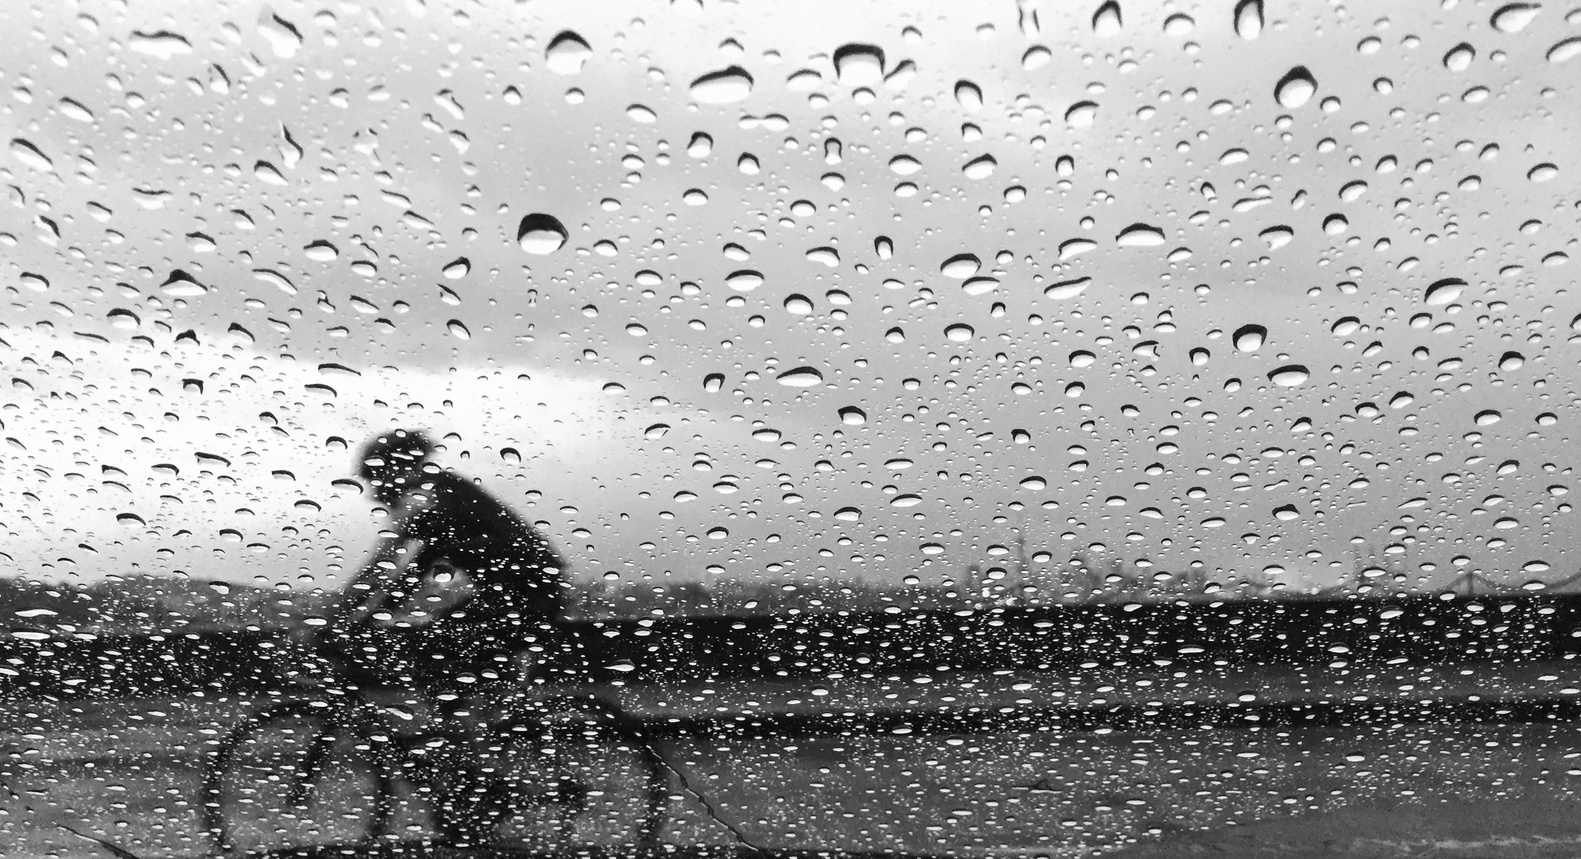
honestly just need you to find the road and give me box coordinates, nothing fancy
[4,662,1581,858]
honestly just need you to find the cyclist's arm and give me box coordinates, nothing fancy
[334,499,431,624]
[333,533,408,623]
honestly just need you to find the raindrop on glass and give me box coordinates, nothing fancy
[517,213,568,254]
[690,66,754,104]
[833,43,886,86]
[1275,66,1317,108]
[546,31,593,74]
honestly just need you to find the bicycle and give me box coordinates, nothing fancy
[201,627,668,856]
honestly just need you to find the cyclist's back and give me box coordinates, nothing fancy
[330,429,570,694]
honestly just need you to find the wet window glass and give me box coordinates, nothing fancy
[3,0,1580,856]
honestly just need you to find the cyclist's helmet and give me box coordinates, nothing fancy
[356,428,435,482]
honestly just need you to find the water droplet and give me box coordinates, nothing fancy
[690,66,754,104]
[1491,3,1540,33]
[703,374,724,393]
[447,319,470,340]
[1476,409,1502,426]
[1273,505,1301,521]
[1065,101,1099,126]
[517,213,568,254]
[129,30,193,59]
[726,270,764,291]
[626,104,657,123]
[626,323,648,337]
[9,139,53,172]
[1069,350,1096,368]
[875,236,894,260]
[442,257,470,279]
[885,327,906,343]
[1023,45,1053,70]
[252,268,296,295]
[1259,225,1294,249]
[833,44,885,86]
[1275,66,1317,108]
[1332,317,1360,336]
[1549,37,1581,63]
[963,154,997,179]
[1323,214,1349,235]
[889,155,922,175]
[1443,42,1476,71]
[1499,351,1525,371]
[1233,325,1269,353]
[1020,475,1048,490]
[305,240,338,261]
[256,8,303,58]
[1092,0,1123,36]
[688,132,713,158]
[1268,365,1310,387]
[944,323,975,342]
[1116,223,1165,246]
[891,494,922,508]
[806,247,840,267]
[787,69,822,91]
[839,406,867,425]
[546,31,592,74]
[1163,13,1195,35]
[1044,277,1091,300]
[254,160,287,185]
[1339,180,1369,201]
[941,254,981,279]
[1528,163,1559,182]
[776,366,824,387]
[962,276,999,296]
[954,80,983,112]
[57,98,93,122]
[784,294,814,315]
[1424,277,1467,306]
[1059,238,1097,260]
[1234,0,1263,39]
[160,269,208,297]
[19,272,48,292]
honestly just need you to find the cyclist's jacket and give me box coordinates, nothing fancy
[400,469,568,623]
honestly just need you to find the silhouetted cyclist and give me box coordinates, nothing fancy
[325,428,571,845]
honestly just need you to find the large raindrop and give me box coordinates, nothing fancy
[1274,66,1317,108]
[517,213,568,254]
[546,31,592,74]
[689,66,754,103]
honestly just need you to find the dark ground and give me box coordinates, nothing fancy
[5,661,1581,858]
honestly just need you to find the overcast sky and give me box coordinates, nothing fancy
[2,0,1579,596]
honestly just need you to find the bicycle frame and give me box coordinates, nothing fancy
[204,630,668,855]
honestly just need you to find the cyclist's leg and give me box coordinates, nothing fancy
[422,615,525,846]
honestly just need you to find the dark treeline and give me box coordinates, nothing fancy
[3,592,1579,700]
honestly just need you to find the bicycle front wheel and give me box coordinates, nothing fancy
[480,695,667,852]
[203,700,394,855]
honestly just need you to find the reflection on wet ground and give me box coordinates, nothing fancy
[4,663,1581,858]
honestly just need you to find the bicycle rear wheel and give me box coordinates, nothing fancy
[204,700,394,855]
[478,695,666,852]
